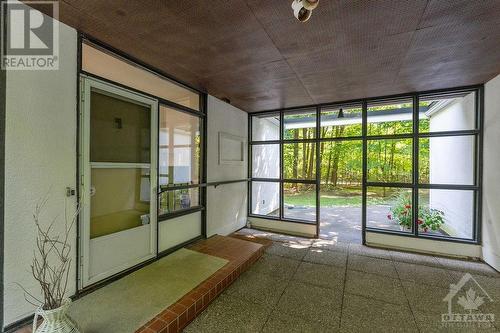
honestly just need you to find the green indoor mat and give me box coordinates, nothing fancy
[68,248,228,333]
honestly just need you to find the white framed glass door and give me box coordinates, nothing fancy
[79,76,158,288]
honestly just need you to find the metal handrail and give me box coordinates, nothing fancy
[158,178,250,194]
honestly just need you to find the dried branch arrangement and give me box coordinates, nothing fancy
[18,196,79,310]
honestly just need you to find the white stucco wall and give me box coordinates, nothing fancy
[428,93,475,238]
[483,74,500,271]
[250,118,280,216]
[3,20,78,326]
[206,96,248,236]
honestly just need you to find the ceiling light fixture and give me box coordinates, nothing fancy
[291,0,319,22]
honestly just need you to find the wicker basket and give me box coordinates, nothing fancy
[33,300,81,333]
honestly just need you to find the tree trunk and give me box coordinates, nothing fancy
[293,130,298,180]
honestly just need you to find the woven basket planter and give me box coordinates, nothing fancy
[33,300,80,333]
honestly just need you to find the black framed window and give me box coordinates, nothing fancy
[158,104,204,218]
[249,86,482,243]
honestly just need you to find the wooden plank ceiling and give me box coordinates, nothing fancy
[33,0,500,112]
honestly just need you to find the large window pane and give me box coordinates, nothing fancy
[367,139,413,183]
[419,91,476,133]
[252,144,280,179]
[418,189,474,239]
[158,187,199,215]
[90,90,151,163]
[252,113,280,141]
[283,109,316,140]
[251,182,279,217]
[283,183,316,222]
[367,99,413,135]
[321,104,362,138]
[159,106,200,186]
[283,143,316,180]
[366,187,413,233]
[419,136,475,185]
[82,42,200,110]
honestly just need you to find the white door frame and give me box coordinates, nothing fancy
[79,75,158,288]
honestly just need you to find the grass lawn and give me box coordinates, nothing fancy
[284,186,413,207]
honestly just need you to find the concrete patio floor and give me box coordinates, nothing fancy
[184,233,500,332]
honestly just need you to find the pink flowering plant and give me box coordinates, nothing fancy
[387,193,445,233]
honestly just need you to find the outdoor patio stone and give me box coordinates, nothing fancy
[340,293,418,333]
[276,281,342,327]
[348,243,392,259]
[224,269,289,308]
[248,253,300,279]
[293,261,345,290]
[311,239,350,253]
[183,293,270,333]
[402,280,450,313]
[303,247,348,267]
[262,311,335,333]
[436,256,500,277]
[394,261,456,288]
[265,242,310,261]
[348,254,398,278]
[390,250,442,267]
[345,270,406,305]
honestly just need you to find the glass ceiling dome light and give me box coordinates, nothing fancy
[291,0,319,22]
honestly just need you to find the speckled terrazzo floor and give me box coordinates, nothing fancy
[184,229,500,333]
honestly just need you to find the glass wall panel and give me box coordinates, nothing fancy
[252,144,280,179]
[82,42,200,110]
[283,183,316,222]
[419,91,476,133]
[252,113,280,141]
[283,143,316,180]
[251,182,280,217]
[418,189,474,239]
[321,104,362,138]
[366,187,413,233]
[158,187,199,215]
[367,99,413,135]
[419,136,475,185]
[283,109,316,140]
[159,106,200,186]
[367,139,413,183]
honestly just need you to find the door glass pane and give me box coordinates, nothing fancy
[366,187,413,233]
[367,99,413,135]
[418,189,474,240]
[159,105,200,186]
[419,136,475,185]
[321,104,362,138]
[283,109,316,139]
[90,90,151,163]
[283,143,316,180]
[283,183,316,222]
[320,140,362,242]
[90,167,150,239]
[251,181,279,217]
[158,187,199,215]
[419,91,476,133]
[367,139,413,183]
[252,113,280,141]
[252,144,280,179]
